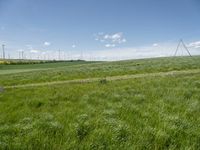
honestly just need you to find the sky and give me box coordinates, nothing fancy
[0,0,200,60]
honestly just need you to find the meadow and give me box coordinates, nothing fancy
[0,56,200,149]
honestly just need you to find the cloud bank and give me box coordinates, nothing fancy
[188,41,200,49]
[3,40,200,61]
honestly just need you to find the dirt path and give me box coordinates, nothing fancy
[4,69,200,89]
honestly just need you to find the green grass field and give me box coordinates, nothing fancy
[0,56,200,149]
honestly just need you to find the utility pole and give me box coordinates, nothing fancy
[19,51,21,59]
[81,51,83,60]
[2,44,5,59]
[22,51,24,59]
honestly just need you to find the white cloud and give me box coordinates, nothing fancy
[105,44,116,48]
[95,32,126,47]
[122,39,127,43]
[188,41,200,49]
[104,32,126,44]
[72,44,76,48]
[153,43,158,47]
[30,50,39,53]
[44,42,51,46]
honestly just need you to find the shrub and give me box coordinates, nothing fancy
[99,79,107,84]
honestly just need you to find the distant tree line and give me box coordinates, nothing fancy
[0,59,85,65]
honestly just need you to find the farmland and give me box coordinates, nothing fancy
[0,56,200,149]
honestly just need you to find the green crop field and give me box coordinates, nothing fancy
[0,56,200,149]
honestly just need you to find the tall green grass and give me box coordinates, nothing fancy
[0,72,200,149]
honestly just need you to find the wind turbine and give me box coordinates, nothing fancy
[2,44,5,59]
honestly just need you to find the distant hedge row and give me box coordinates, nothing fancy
[0,60,85,65]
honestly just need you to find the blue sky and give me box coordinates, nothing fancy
[0,0,200,60]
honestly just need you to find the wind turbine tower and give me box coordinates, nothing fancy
[2,44,5,59]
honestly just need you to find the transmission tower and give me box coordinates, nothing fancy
[174,39,192,57]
